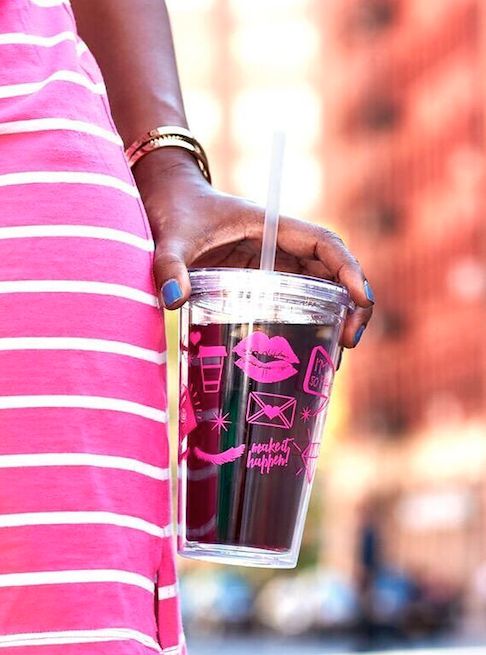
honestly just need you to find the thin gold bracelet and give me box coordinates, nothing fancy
[125,125,211,184]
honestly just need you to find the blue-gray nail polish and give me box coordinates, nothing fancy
[364,280,375,304]
[354,325,366,346]
[162,279,183,307]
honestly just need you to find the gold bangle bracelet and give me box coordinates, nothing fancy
[125,125,211,184]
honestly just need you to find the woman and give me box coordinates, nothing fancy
[0,1,374,653]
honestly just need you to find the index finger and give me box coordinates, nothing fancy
[278,217,375,309]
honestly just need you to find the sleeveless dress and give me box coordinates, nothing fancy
[0,1,185,653]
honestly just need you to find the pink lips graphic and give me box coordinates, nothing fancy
[233,330,300,383]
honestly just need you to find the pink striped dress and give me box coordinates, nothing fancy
[0,1,185,653]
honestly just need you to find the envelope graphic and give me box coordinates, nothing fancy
[246,391,296,429]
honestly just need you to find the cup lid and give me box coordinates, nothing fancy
[189,267,352,309]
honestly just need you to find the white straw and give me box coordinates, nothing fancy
[260,130,286,271]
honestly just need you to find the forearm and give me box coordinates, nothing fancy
[71,0,201,199]
[71,0,188,147]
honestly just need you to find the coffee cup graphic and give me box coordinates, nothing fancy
[197,345,228,393]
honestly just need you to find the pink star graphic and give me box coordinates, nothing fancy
[210,411,231,434]
[300,406,312,422]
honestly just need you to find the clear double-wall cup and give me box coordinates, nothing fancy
[178,268,351,568]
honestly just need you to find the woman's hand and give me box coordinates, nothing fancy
[134,151,374,349]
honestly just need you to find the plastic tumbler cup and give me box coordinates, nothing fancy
[178,268,351,568]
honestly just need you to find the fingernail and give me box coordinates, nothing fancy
[162,279,183,307]
[336,348,344,371]
[354,325,366,346]
[364,280,375,304]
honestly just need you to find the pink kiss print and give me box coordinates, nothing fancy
[233,330,299,383]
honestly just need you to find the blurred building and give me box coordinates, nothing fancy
[168,0,341,219]
[323,0,485,437]
[320,0,486,612]
[168,0,486,629]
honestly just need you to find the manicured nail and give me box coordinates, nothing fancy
[354,325,366,346]
[336,348,344,371]
[364,280,375,304]
[162,279,183,307]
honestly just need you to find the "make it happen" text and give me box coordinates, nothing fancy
[246,437,294,474]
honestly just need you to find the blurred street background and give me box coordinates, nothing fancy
[165,0,486,652]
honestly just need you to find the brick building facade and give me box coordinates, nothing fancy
[319,0,486,597]
[169,0,486,605]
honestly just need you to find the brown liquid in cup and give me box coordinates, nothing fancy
[182,321,334,552]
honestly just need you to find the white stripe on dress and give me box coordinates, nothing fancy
[0,31,76,47]
[157,583,178,600]
[0,628,162,653]
[76,41,89,56]
[0,280,158,306]
[0,395,167,423]
[0,118,123,146]
[0,511,172,538]
[0,453,169,481]
[0,225,155,252]
[0,569,155,593]
[0,224,153,250]
[0,337,165,364]
[31,0,71,6]
[162,634,186,655]
[163,646,182,655]
[0,70,105,99]
[0,171,138,198]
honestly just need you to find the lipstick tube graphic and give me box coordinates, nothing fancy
[198,345,228,393]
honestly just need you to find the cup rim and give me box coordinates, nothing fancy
[188,267,352,308]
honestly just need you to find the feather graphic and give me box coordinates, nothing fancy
[193,445,246,465]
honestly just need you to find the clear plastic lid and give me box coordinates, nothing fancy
[188,268,352,325]
[190,268,349,305]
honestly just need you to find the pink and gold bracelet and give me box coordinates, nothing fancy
[124,125,211,183]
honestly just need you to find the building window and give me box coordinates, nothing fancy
[365,404,409,437]
[376,309,407,340]
[361,97,400,131]
[352,0,398,34]
[357,203,402,236]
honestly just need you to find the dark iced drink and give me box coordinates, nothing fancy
[178,269,350,568]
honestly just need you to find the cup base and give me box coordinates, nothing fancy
[178,541,298,569]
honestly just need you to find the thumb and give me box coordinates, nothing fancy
[153,240,192,310]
